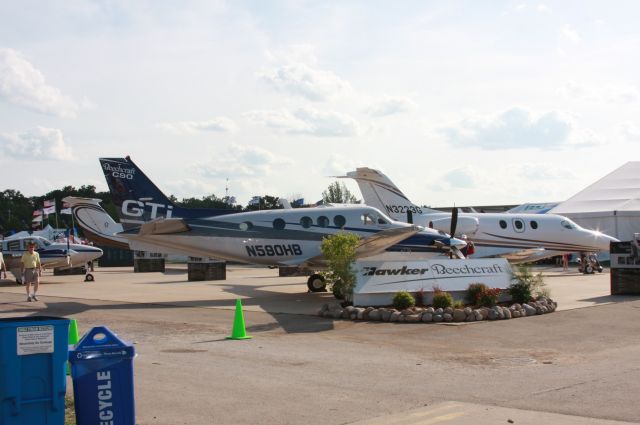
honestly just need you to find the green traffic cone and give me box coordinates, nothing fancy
[67,319,79,375]
[226,299,252,340]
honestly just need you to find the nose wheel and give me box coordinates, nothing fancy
[84,273,94,282]
[307,274,327,292]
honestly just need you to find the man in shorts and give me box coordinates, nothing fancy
[20,242,42,301]
[0,248,6,280]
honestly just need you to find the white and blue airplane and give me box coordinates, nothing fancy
[1,235,103,283]
[340,167,618,263]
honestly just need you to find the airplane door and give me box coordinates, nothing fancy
[512,218,525,233]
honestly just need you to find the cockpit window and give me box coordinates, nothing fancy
[361,214,376,225]
[561,220,577,230]
[377,217,390,225]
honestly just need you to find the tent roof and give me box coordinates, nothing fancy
[550,161,640,214]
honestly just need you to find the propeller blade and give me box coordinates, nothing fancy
[450,207,458,238]
[450,245,466,260]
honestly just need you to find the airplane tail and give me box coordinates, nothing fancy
[340,167,439,221]
[62,197,129,249]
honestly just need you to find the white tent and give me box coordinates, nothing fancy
[549,161,640,242]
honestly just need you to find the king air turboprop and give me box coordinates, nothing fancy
[96,156,466,291]
[340,168,618,263]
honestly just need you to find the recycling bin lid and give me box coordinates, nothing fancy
[0,316,70,326]
[69,326,135,363]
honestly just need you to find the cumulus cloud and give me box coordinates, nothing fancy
[163,178,220,199]
[0,48,79,118]
[259,62,352,102]
[0,127,73,160]
[560,82,639,104]
[443,168,477,189]
[365,96,417,117]
[157,117,237,134]
[196,144,292,179]
[245,107,360,137]
[619,122,640,141]
[322,154,361,176]
[440,108,572,150]
[561,24,581,43]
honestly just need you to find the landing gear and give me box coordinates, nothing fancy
[84,273,94,282]
[578,253,603,274]
[307,274,327,292]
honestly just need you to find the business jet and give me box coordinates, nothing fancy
[1,236,103,283]
[340,168,618,262]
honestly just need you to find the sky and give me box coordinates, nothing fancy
[0,0,638,208]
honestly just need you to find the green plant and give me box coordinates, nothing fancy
[392,290,416,310]
[452,300,465,309]
[476,287,501,307]
[432,288,453,309]
[466,283,488,304]
[508,265,545,303]
[414,288,425,307]
[320,232,361,300]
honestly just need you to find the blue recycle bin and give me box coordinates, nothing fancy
[68,326,135,425]
[0,316,70,425]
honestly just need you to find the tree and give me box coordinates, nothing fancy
[322,181,358,204]
[320,232,360,301]
[243,195,282,211]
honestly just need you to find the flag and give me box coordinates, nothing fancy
[60,208,72,215]
[32,215,43,223]
[43,199,55,208]
[292,198,304,207]
[248,196,261,206]
[43,205,56,215]
[32,210,42,217]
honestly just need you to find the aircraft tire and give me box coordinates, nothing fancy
[585,265,594,274]
[307,274,327,292]
[84,273,95,282]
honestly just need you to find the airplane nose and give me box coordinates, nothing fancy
[596,232,619,250]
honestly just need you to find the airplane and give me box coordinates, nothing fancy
[340,167,618,263]
[82,157,469,291]
[1,235,103,283]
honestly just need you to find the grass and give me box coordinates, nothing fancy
[65,396,76,425]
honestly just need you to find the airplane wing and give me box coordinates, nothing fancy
[354,225,423,258]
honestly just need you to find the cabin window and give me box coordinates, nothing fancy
[530,220,538,230]
[317,216,329,228]
[273,218,286,230]
[7,240,20,251]
[239,221,253,231]
[333,215,346,228]
[499,220,507,229]
[513,219,524,232]
[300,216,312,229]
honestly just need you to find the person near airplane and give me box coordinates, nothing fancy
[20,242,42,301]
[0,249,6,279]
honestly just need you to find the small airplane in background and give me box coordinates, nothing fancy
[1,235,103,283]
[74,156,468,291]
[340,167,618,263]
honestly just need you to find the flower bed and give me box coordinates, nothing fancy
[317,299,557,323]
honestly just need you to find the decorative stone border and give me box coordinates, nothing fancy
[317,299,557,323]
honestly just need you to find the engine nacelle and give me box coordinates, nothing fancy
[429,216,480,236]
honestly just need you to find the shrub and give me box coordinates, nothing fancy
[432,288,453,309]
[452,300,465,309]
[393,290,416,310]
[476,287,501,307]
[320,233,361,301]
[466,283,488,304]
[508,265,545,304]
[414,288,425,307]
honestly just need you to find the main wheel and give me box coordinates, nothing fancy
[585,264,594,274]
[84,273,95,282]
[307,274,327,292]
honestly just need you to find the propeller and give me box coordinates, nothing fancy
[449,207,464,259]
[450,206,458,238]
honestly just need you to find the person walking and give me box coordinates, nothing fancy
[0,249,6,279]
[20,242,42,301]
[562,253,570,272]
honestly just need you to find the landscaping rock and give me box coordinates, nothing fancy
[356,308,365,320]
[368,309,381,321]
[479,308,489,320]
[453,309,466,322]
[432,314,443,323]
[422,313,433,323]
[512,310,521,318]
[443,313,453,322]
[464,307,473,316]
[503,308,512,319]
[381,310,393,321]
[474,310,483,321]
[425,307,435,314]
[390,311,401,322]
[434,308,444,315]
[487,309,498,320]
[405,314,421,323]
[444,307,454,315]
[523,304,537,316]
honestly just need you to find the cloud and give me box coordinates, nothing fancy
[440,108,572,150]
[245,107,360,137]
[163,178,220,199]
[0,127,73,160]
[259,62,352,102]
[196,144,292,179]
[157,117,237,134]
[619,122,640,141]
[0,48,79,117]
[561,24,581,43]
[365,96,417,117]
[322,154,360,176]
[560,82,639,104]
[443,167,477,189]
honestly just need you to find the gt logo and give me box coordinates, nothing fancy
[122,200,173,219]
